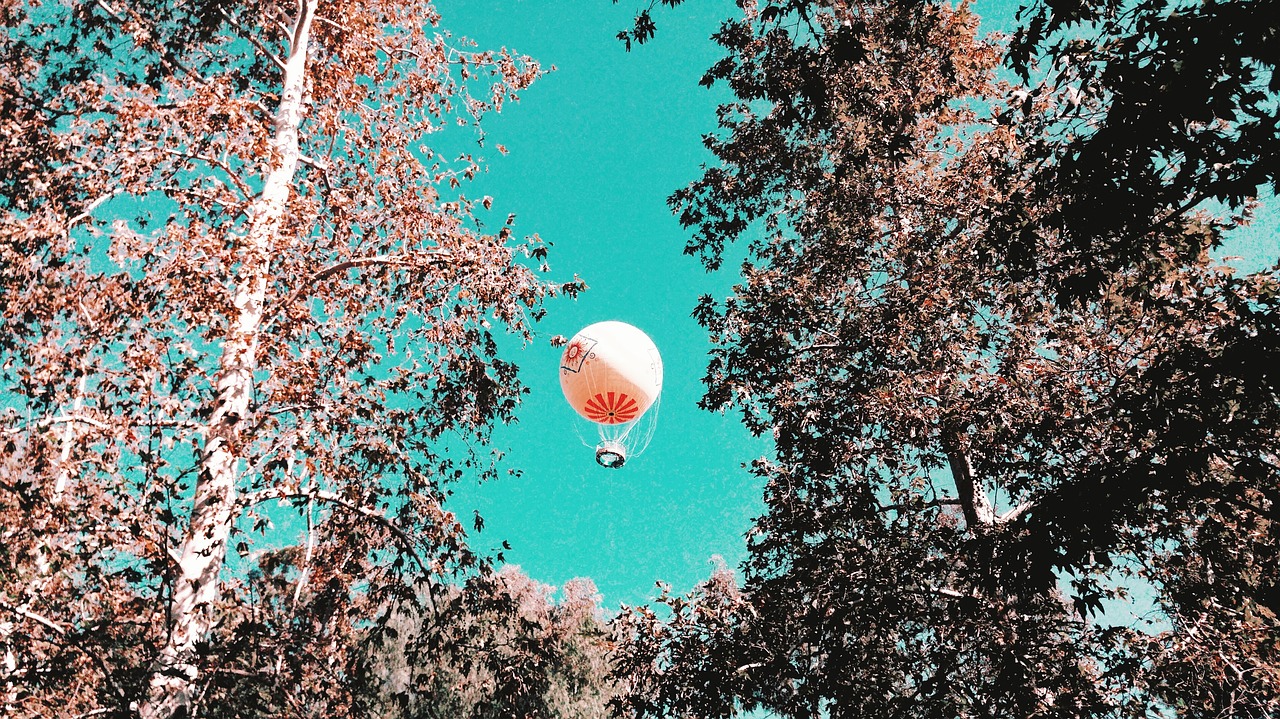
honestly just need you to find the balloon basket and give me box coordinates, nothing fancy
[595,441,627,469]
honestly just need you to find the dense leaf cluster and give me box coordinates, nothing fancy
[612,1,1280,717]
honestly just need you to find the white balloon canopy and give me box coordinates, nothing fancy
[559,321,663,467]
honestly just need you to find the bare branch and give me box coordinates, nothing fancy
[286,0,311,55]
[52,375,90,502]
[297,153,330,171]
[93,0,122,21]
[314,14,351,34]
[271,18,292,38]
[0,601,130,700]
[98,0,210,86]
[162,186,246,215]
[263,403,321,416]
[65,191,121,237]
[49,412,111,432]
[877,497,964,515]
[1,414,201,438]
[793,342,844,355]
[161,149,250,198]
[997,501,1035,524]
[267,250,453,326]
[927,586,979,600]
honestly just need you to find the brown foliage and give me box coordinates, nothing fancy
[612,0,1280,717]
[359,566,615,719]
[0,0,577,716]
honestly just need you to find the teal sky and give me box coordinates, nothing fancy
[434,0,1278,610]
[438,0,764,608]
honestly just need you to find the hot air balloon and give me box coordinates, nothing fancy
[559,321,663,468]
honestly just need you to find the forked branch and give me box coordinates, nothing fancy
[942,433,995,528]
[940,432,1035,528]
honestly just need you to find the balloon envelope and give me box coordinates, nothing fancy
[559,321,663,425]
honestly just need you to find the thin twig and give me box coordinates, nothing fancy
[218,7,288,72]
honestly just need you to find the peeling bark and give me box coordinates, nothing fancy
[140,3,316,716]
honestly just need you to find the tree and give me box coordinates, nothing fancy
[611,0,1279,717]
[0,0,576,716]
[358,565,615,719]
[1001,0,1280,301]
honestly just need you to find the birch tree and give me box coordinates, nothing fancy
[0,0,571,716]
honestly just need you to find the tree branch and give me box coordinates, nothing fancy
[793,342,845,355]
[877,497,964,515]
[0,600,131,700]
[266,250,453,327]
[313,14,351,34]
[997,501,1035,524]
[162,185,244,214]
[52,375,90,502]
[241,486,427,571]
[65,191,121,237]
[49,412,111,432]
[926,586,980,600]
[2,414,202,437]
[941,433,995,528]
[0,600,66,635]
[98,0,210,85]
[161,149,251,197]
[297,153,330,171]
[93,0,122,21]
[218,8,288,72]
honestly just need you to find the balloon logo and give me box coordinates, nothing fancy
[560,321,662,468]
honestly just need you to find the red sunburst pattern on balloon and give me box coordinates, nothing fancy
[583,391,639,424]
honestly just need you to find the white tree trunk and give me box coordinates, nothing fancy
[141,4,316,716]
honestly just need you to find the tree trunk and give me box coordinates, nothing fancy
[140,4,315,716]
[942,433,994,529]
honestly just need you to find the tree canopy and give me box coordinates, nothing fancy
[613,1,1280,717]
[4,0,1279,716]
[0,0,580,716]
